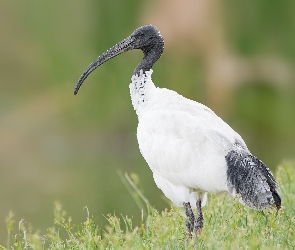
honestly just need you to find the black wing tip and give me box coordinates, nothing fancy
[272,190,282,210]
[74,88,78,95]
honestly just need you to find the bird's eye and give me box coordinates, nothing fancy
[134,31,144,37]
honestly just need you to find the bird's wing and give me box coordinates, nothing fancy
[137,106,232,193]
[199,108,248,151]
[177,93,248,152]
[152,88,248,151]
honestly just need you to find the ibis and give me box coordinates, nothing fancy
[74,25,281,238]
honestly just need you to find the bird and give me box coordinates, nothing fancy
[74,25,281,239]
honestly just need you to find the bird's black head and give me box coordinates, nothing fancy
[130,25,164,53]
[74,25,164,95]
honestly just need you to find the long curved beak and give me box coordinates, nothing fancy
[74,36,134,95]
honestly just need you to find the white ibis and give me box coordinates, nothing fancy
[74,25,281,238]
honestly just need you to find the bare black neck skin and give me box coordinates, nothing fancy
[133,39,164,76]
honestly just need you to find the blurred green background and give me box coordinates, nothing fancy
[1,0,294,244]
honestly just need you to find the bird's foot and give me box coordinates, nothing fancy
[183,200,204,243]
[185,220,193,238]
[194,217,203,236]
[183,202,195,240]
[183,202,195,227]
[185,220,194,248]
[194,199,203,237]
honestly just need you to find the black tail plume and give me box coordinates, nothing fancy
[226,149,281,210]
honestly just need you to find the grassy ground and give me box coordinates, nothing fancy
[2,162,295,249]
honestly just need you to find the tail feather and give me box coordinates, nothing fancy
[225,149,281,210]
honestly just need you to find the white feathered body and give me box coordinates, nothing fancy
[129,70,248,208]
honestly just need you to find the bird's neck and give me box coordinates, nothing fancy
[129,69,156,116]
[130,37,163,116]
[133,39,164,76]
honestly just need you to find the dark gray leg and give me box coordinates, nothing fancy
[194,199,203,236]
[183,202,194,238]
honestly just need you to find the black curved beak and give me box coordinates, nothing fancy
[74,36,135,95]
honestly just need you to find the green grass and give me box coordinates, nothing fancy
[2,162,295,249]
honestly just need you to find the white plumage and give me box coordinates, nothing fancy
[131,69,245,208]
[75,24,281,239]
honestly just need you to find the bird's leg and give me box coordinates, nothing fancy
[183,202,195,238]
[194,199,203,236]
